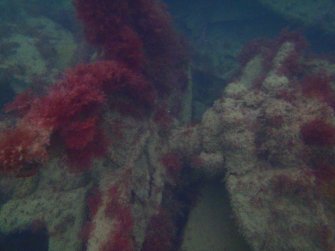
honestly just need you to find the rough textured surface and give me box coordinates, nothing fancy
[172,37,335,250]
[1,1,335,251]
[0,16,77,93]
[0,174,87,250]
[0,118,171,251]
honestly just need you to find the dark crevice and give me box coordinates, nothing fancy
[0,227,49,251]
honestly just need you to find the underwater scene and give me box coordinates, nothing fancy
[0,0,335,250]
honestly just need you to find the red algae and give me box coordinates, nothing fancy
[141,209,176,251]
[103,186,135,251]
[302,72,335,108]
[300,119,335,147]
[160,152,183,179]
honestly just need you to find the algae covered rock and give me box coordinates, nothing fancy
[0,16,77,93]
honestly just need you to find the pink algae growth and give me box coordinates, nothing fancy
[0,60,156,175]
[302,72,335,109]
[103,186,134,251]
[3,89,35,116]
[300,119,335,147]
[160,152,183,178]
[141,208,176,251]
[0,127,47,176]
